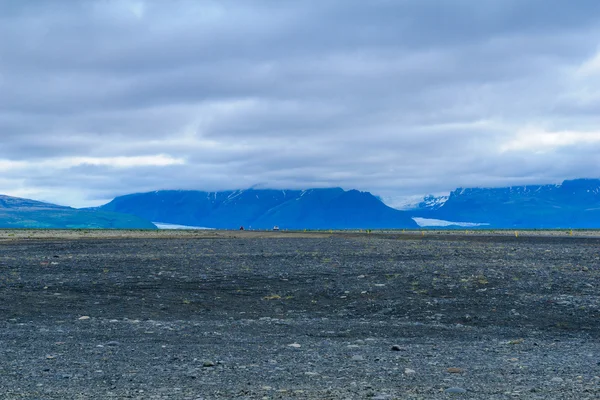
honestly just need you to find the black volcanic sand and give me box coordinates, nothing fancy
[0,233,599,399]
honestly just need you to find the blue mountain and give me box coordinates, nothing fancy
[0,195,156,229]
[98,188,419,229]
[410,179,600,228]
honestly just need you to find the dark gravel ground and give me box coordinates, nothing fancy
[0,232,599,399]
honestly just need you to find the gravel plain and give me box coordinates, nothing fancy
[0,230,599,399]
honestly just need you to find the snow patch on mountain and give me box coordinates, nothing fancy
[420,194,449,209]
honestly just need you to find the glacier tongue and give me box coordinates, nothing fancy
[412,217,489,228]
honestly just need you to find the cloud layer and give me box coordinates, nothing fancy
[1,0,600,207]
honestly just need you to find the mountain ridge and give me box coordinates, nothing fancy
[409,178,600,228]
[97,188,419,229]
[0,194,157,229]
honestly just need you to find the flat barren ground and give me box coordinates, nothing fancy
[1,231,599,399]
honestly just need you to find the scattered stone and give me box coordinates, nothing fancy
[550,377,564,383]
[202,361,215,367]
[447,367,464,373]
[106,341,120,347]
[445,387,467,394]
[372,395,392,400]
[404,368,416,374]
[351,355,364,361]
[288,343,301,348]
[391,345,404,351]
[78,316,90,320]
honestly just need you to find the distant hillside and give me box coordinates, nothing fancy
[98,188,419,229]
[409,178,600,228]
[0,195,156,229]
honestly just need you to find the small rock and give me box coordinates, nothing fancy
[105,341,120,347]
[447,367,464,374]
[550,377,564,383]
[288,343,301,348]
[445,387,467,394]
[404,368,416,374]
[372,395,391,400]
[78,316,90,320]
[391,345,404,351]
[202,361,215,367]
[351,355,364,361]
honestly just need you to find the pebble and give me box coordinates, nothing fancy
[78,316,90,320]
[404,368,416,374]
[550,377,564,383]
[288,343,301,348]
[447,367,464,373]
[351,355,364,361]
[106,341,121,347]
[391,345,404,351]
[202,361,215,367]
[445,387,467,394]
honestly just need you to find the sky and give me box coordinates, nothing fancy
[1,0,600,208]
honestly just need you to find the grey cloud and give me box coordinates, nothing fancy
[1,0,600,207]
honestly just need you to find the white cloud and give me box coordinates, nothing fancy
[0,155,185,171]
[577,51,600,76]
[64,155,185,168]
[500,126,600,153]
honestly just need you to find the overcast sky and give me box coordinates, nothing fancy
[2,0,600,208]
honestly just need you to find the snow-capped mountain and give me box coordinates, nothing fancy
[408,179,600,228]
